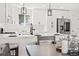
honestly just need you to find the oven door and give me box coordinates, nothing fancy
[64,22,70,34]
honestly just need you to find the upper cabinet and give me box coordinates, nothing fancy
[6,3,13,24]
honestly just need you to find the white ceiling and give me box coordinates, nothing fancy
[9,3,79,12]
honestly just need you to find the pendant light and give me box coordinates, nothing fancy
[21,3,27,14]
[48,3,52,16]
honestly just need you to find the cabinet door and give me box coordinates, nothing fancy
[0,3,5,23]
[64,22,70,34]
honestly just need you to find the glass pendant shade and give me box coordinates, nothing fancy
[21,6,27,14]
[48,9,52,16]
[48,3,52,16]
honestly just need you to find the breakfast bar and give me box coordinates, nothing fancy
[0,35,37,56]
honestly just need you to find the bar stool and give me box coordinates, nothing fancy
[0,43,18,56]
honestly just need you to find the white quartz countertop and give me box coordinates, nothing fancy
[0,34,35,38]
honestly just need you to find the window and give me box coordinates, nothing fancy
[19,14,30,25]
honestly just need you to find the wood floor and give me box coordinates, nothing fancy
[26,44,62,56]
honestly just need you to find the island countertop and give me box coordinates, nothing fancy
[0,34,37,56]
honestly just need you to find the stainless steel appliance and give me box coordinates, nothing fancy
[57,16,70,34]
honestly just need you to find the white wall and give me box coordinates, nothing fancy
[70,12,79,35]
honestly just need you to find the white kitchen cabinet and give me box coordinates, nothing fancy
[0,3,5,23]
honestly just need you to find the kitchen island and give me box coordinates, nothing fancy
[0,34,37,56]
